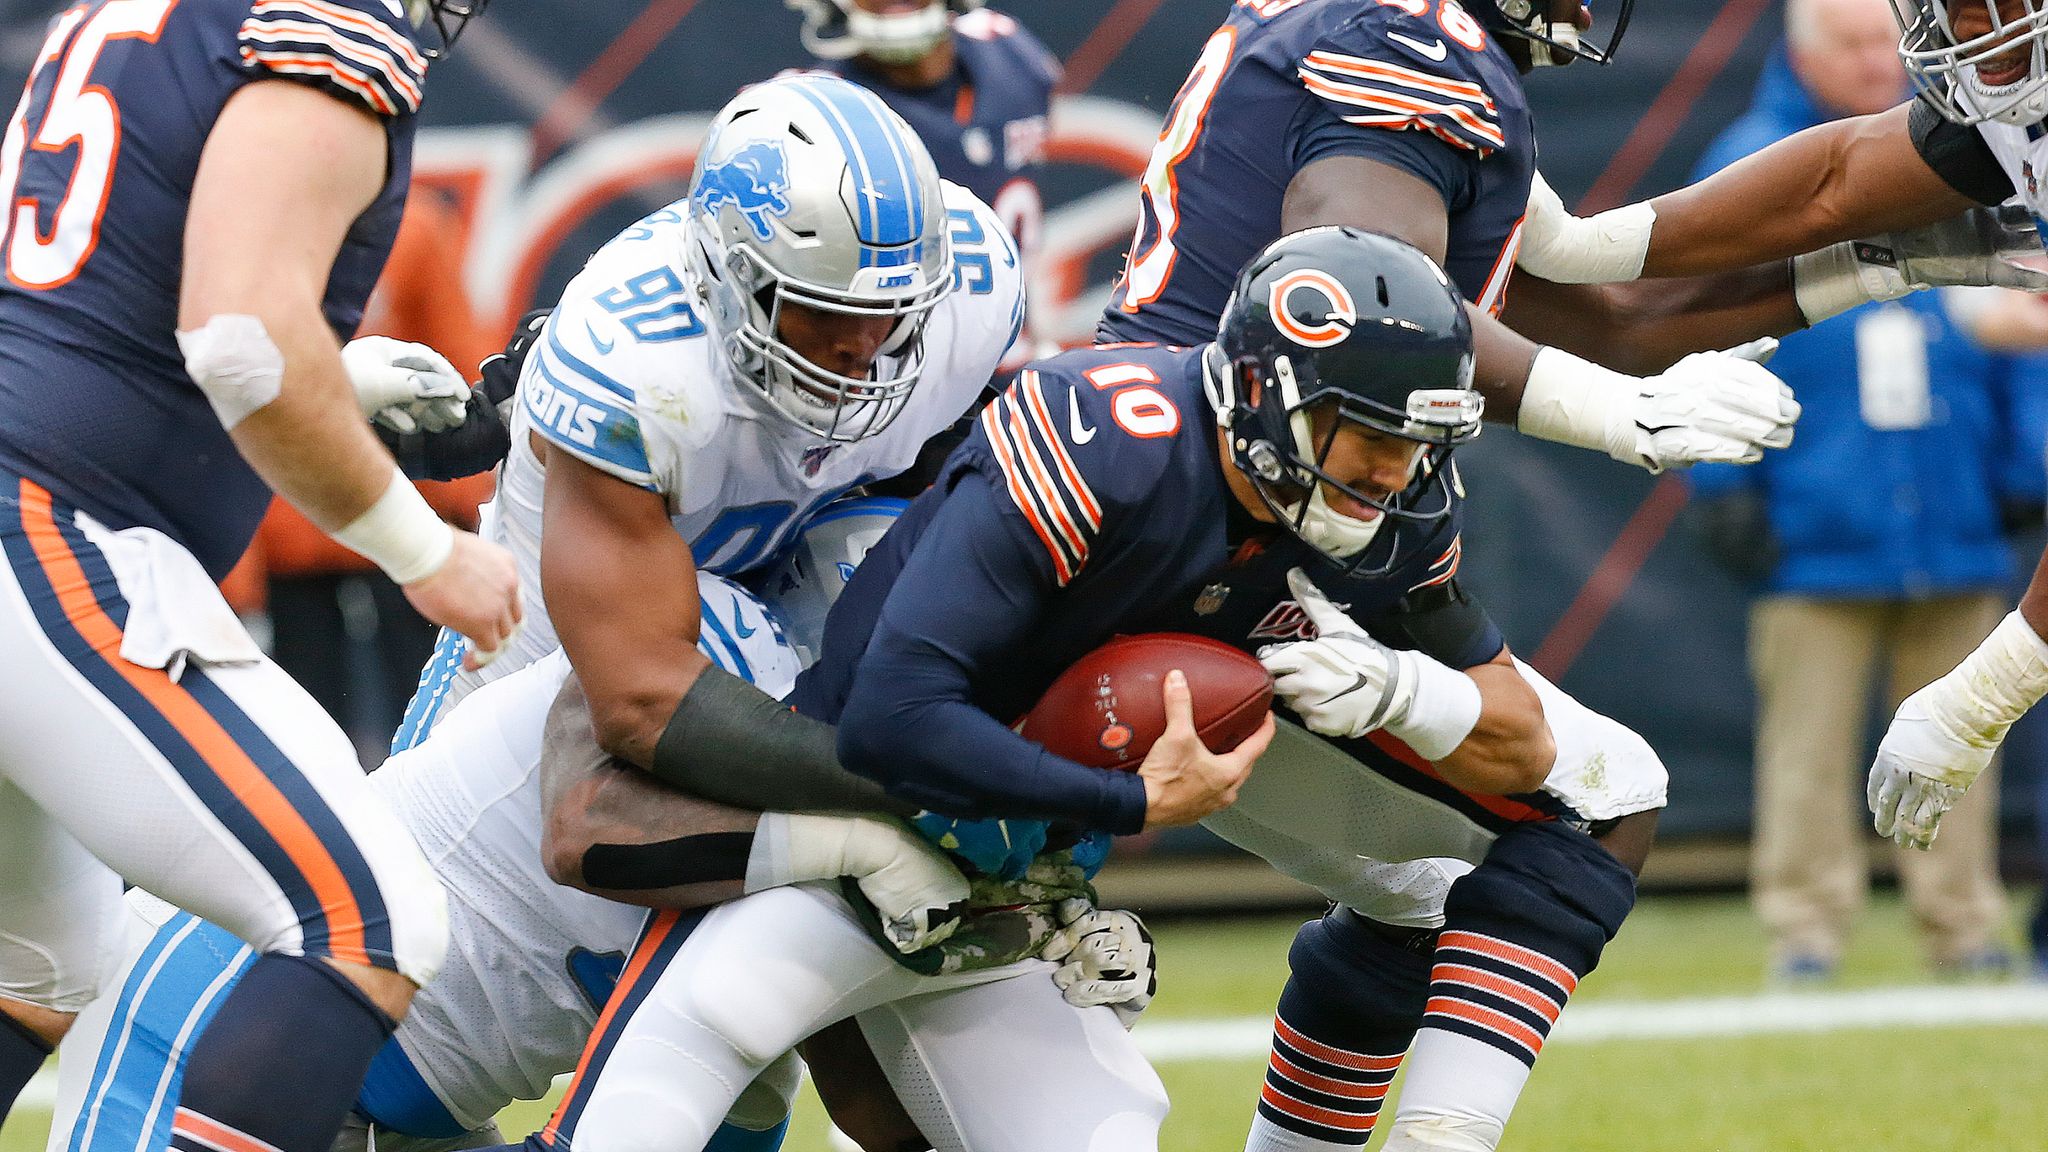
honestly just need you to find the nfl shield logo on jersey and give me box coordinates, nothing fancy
[800,444,838,477]
[1194,583,1230,615]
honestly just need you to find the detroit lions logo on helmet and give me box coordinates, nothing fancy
[1269,269,1357,349]
[695,139,794,243]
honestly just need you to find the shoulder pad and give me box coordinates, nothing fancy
[1297,6,1507,156]
[236,0,429,117]
[940,182,1027,346]
[955,9,1062,87]
[520,314,658,491]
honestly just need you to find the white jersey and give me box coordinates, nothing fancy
[1970,119,2047,216]
[380,575,801,1130]
[454,181,1022,700]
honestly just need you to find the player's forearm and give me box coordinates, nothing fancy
[1643,104,1968,277]
[1508,271,1804,376]
[216,300,396,530]
[1430,664,1555,795]
[838,672,1149,834]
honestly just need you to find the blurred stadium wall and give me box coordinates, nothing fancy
[3,0,2040,847]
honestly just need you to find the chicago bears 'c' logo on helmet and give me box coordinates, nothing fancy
[694,139,794,243]
[1268,270,1357,348]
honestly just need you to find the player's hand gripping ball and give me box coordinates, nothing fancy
[1020,633,1273,769]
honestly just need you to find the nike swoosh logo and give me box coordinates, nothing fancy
[729,597,757,639]
[585,321,615,355]
[1067,390,1097,445]
[1387,30,1449,61]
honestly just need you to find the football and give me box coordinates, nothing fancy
[1019,633,1273,771]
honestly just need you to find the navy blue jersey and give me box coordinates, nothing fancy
[826,8,1056,229]
[0,0,426,578]
[796,341,1502,836]
[1097,0,1535,346]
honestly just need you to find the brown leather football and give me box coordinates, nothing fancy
[1019,633,1274,771]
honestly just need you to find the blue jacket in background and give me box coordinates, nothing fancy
[1687,47,2048,599]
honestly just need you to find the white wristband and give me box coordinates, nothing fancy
[1516,346,1637,461]
[1387,651,1484,762]
[1922,611,2048,757]
[330,467,454,585]
[1791,242,1907,325]
[1515,172,1656,284]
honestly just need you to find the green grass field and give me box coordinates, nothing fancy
[7,891,2045,1152]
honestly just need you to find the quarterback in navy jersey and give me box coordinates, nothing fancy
[808,230,1648,1152]
[0,2,519,1151]
[1097,0,1816,480]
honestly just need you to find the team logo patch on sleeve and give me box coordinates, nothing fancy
[694,140,794,242]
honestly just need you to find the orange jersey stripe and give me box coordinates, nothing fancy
[1002,393,1090,566]
[1298,71,1505,149]
[253,0,429,74]
[1018,372,1103,525]
[241,20,422,108]
[239,48,396,116]
[980,402,1076,583]
[1260,1083,1379,1131]
[1439,930,1580,993]
[543,909,686,1144]
[18,480,371,967]
[1302,50,1495,110]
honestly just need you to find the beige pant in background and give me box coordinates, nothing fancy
[1748,593,2011,967]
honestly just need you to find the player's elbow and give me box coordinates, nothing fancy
[587,688,671,770]
[834,690,900,787]
[540,793,597,890]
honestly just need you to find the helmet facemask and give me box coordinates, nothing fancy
[1894,0,2048,125]
[785,0,983,64]
[406,0,487,58]
[1210,346,1483,580]
[1480,0,1632,68]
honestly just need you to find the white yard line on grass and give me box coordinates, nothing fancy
[18,982,2048,1113]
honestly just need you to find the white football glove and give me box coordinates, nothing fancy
[747,812,970,954]
[1255,570,1482,760]
[1040,898,1155,1028]
[342,336,472,435]
[1621,339,1798,471]
[1257,569,1413,741]
[1866,612,2048,849]
[1867,685,1987,851]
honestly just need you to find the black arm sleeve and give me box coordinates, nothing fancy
[1909,99,2016,206]
[1367,578,1506,669]
[378,389,512,482]
[653,666,917,818]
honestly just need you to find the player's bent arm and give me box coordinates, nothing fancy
[541,449,711,769]
[538,668,968,949]
[837,473,1157,834]
[1435,649,1554,795]
[1282,156,1798,471]
[182,81,519,661]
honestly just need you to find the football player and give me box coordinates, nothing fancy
[785,0,1055,275]
[810,228,1654,1152]
[43,573,982,1152]
[1092,0,1812,476]
[1491,0,2048,855]
[0,4,520,1152]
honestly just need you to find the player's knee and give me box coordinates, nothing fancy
[1284,909,1434,1037]
[725,1051,803,1132]
[1445,821,1636,978]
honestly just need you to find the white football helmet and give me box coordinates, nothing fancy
[784,0,984,64]
[688,73,953,442]
[757,494,907,665]
[1893,0,2048,125]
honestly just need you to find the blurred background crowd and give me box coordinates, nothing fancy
[6,0,2048,987]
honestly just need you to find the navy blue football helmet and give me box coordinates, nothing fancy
[409,0,490,57]
[1466,0,1634,68]
[1207,227,1481,578]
